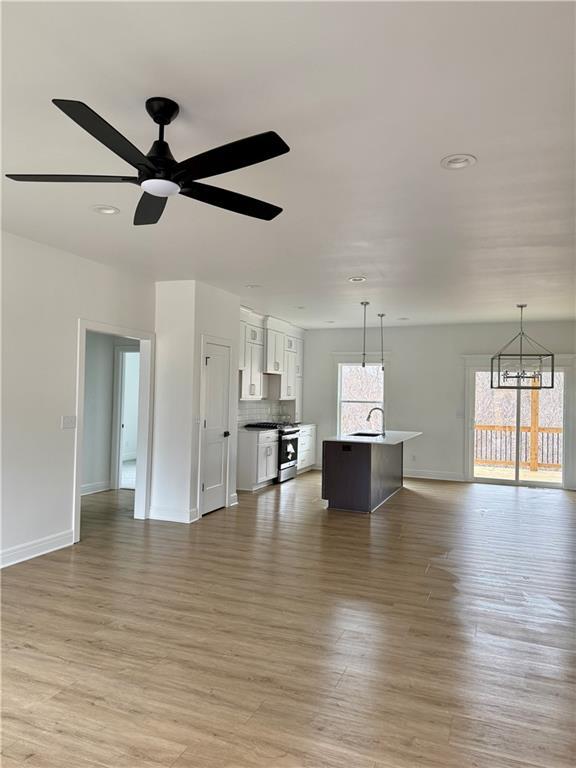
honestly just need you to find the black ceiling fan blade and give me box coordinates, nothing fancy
[175,131,289,181]
[6,174,138,183]
[134,192,167,225]
[52,99,157,174]
[179,182,282,220]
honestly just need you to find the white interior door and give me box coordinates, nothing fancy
[202,342,231,514]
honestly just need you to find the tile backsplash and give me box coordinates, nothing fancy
[238,400,294,425]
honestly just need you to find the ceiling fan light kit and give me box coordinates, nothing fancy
[6,96,290,225]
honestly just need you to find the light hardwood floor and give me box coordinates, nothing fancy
[2,474,575,767]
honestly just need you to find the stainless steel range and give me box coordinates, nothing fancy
[244,422,300,483]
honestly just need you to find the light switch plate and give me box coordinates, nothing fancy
[61,415,76,430]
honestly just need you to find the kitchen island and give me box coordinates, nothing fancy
[321,431,422,512]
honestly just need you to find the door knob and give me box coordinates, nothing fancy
[223,430,230,437]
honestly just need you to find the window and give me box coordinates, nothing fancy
[338,363,384,435]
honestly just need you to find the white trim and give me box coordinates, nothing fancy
[73,319,155,541]
[404,470,465,482]
[229,493,239,506]
[149,506,198,524]
[1,530,74,569]
[81,481,112,496]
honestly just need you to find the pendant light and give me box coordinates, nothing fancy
[491,304,554,389]
[360,301,369,367]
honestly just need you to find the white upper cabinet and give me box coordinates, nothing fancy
[239,310,265,400]
[245,324,264,346]
[280,347,297,400]
[295,338,304,378]
[265,329,285,374]
[285,335,298,352]
[239,321,247,370]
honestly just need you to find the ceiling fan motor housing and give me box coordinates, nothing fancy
[145,97,180,126]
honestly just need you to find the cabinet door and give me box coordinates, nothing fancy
[265,329,285,374]
[274,332,285,373]
[257,444,269,482]
[250,343,264,399]
[287,351,296,399]
[239,322,247,370]
[257,443,278,482]
[295,338,304,378]
[266,443,279,479]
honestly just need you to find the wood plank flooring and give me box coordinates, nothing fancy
[2,474,575,767]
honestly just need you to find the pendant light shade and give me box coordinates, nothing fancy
[491,304,554,389]
[360,301,369,367]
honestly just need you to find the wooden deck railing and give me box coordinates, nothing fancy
[474,425,562,470]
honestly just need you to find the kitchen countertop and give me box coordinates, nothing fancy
[324,430,422,445]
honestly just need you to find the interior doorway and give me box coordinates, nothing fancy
[470,369,565,486]
[73,320,154,542]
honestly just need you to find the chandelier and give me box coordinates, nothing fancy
[491,304,554,390]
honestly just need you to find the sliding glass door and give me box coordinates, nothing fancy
[472,370,564,486]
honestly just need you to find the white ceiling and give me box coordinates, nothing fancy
[2,1,575,328]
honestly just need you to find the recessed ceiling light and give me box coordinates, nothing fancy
[245,283,262,289]
[440,154,477,170]
[93,205,120,215]
[348,276,367,283]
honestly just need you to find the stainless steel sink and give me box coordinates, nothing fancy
[349,431,382,437]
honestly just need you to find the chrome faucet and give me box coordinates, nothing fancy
[366,407,386,438]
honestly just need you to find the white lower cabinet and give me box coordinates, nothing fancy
[297,424,317,472]
[257,442,279,483]
[238,429,279,491]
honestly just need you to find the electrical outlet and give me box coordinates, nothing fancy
[60,415,76,430]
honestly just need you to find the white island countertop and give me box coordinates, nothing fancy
[324,430,422,445]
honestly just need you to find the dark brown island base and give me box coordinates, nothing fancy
[321,431,422,513]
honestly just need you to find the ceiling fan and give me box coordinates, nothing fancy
[6,97,290,225]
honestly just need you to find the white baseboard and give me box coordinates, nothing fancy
[404,470,465,482]
[81,480,112,496]
[1,529,74,569]
[228,493,239,506]
[148,506,198,524]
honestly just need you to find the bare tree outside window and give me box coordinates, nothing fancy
[338,364,384,435]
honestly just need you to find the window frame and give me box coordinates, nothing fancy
[337,362,385,436]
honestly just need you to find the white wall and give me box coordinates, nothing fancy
[82,332,115,494]
[150,280,240,523]
[1,232,155,566]
[303,321,576,488]
[121,351,140,461]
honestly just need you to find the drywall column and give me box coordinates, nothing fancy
[150,281,197,522]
